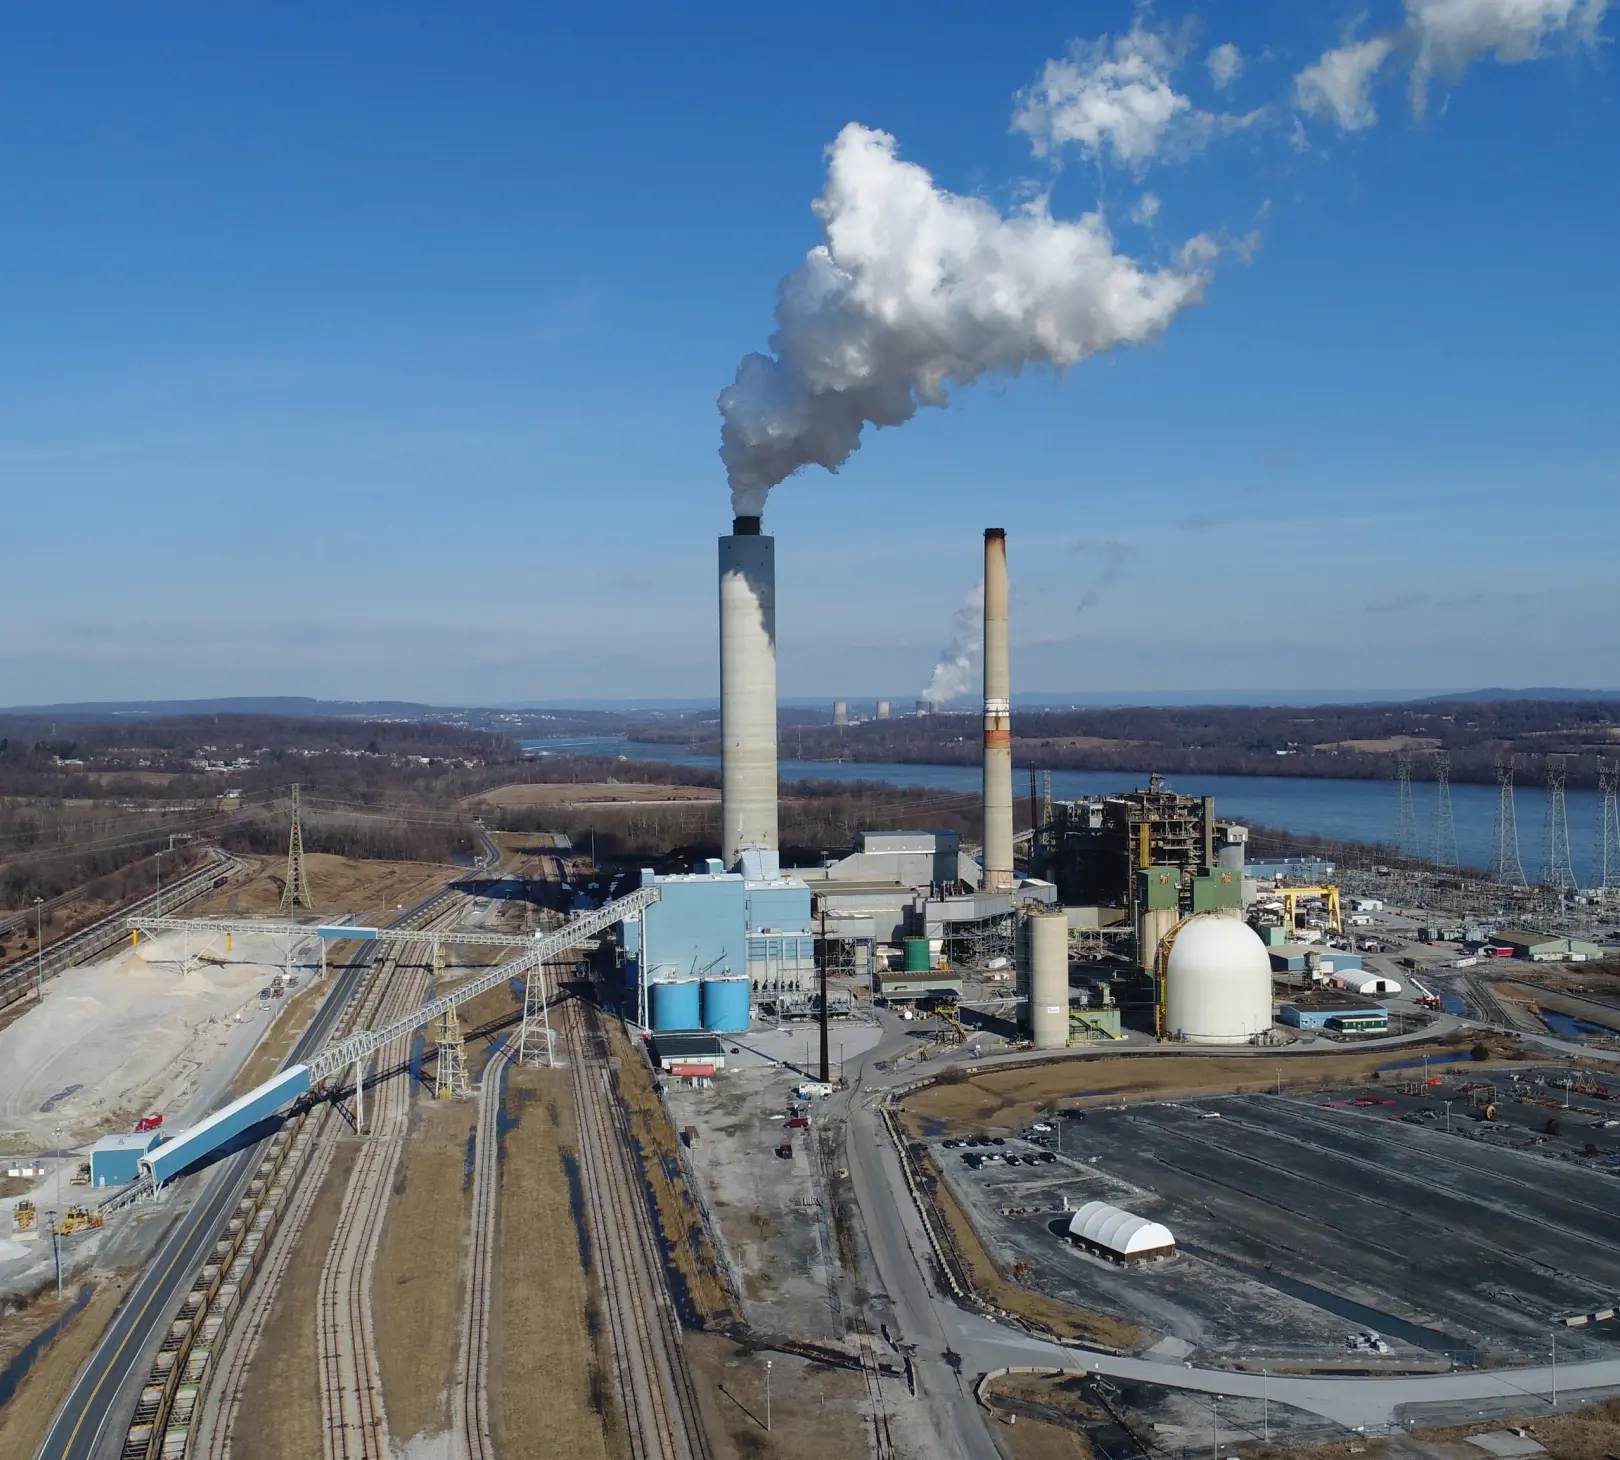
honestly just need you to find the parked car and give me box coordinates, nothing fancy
[1031,1121,1054,1133]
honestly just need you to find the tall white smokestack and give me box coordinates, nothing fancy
[982,528,1014,893]
[719,516,778,868]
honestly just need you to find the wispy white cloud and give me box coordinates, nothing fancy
[1295,0,1609,133]
[1295,35,1398,130]
[1207,42,1244,89]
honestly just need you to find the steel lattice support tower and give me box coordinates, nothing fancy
[1430,751,1459,871]
[1598,760,1620,896]
[1542,756,1578,895]
[1394,751,1419,859]
[278,783,315,914]
[1489,761,1527,886]
[433,1009,471,1099]
[517,962,558,1066]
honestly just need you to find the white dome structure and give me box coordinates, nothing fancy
[1065,1200,1176,1263]
[1162,913,1274,1045]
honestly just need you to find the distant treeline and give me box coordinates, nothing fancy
[470,759,1020,862]
[645,700,1620,790]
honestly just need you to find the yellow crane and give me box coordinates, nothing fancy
[1278,885,1342,936]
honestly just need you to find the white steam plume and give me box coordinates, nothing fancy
[717,124,1216,517]
[921,579,984,705]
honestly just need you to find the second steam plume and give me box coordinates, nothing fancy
[717,123,1216,516]
[922,579,984,706]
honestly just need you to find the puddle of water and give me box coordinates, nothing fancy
[0,1283,95,1406]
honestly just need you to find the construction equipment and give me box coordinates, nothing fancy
[13,1199,36,1233]
[56,1205,104,1235]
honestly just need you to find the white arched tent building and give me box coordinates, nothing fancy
[1065,1200,1176,1265]
[1161,913,1275,1044]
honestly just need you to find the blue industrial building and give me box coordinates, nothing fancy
[1278,996,1388,1033]
[89,1132,163,1187]
[623,854,816,1032]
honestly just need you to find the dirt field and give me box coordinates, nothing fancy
[926,1160,1139,1348]
[233,1138,360,1460]
[188,853,459,919]
[685,1330,870,1459]
[0,1282,122,1458]
[902,1042,1511,1134]
[372,1095,477,1448]
[490,1063,619,1460]
[603,1015,738,1328]
[471,782,718,809]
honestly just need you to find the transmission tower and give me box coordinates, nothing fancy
[1541,756,1577,895]
[1488,761,1526,886]
[1430,750,1459,871]
[278,783,315,914]
[1394,751,1419,859]
[1598,760,1620,896]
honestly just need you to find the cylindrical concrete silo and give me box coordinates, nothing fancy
[1027,910,1070,1049]
[719,519,778,868]
[982,529,1014,893]
[1161,913,1275,1044]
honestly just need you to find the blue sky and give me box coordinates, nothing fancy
[1,2,1615,706]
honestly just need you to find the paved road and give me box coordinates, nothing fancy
[34,864,486,1460]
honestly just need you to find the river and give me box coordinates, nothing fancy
[522,737,1612,887]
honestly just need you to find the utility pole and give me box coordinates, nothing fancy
[1551,1327,1558,1407]
[818,905,830,1084]
[1394,751,1418,860]
[279,784,315,914]
[35,898,44,1002]
[766,1358,773,1432]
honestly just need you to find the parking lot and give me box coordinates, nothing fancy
[932,1080,1620,1367]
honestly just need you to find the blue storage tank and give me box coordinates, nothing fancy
[701,977,751,1033]
[650,980,701,1031]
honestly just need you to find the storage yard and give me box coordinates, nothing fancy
[921,1074,1620,1368]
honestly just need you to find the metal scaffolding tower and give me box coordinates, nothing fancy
[1542,757,1578,895]
[278,784,315,914]
[1598,760,1620,897]
[433,1009,470,1099]
[1394,752,1419,859]
[1489,761,1527,886]
[1431,751,1459,871]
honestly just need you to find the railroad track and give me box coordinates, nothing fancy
[316,926,444,1460]
[451,1027,516,1460]
[563,996,711,1460]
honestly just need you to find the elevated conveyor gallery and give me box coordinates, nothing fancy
[130,885,660,1190]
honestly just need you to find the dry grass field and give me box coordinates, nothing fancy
[0,1283,123,1459]
[189,853,459,919]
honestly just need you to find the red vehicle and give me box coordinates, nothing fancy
[785,1117,809,1129]
[134,1114,164,1133]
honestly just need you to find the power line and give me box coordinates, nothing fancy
[1394,751,1419,860]
[279,784,315,914]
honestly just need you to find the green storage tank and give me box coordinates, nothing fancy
[903,937,932,972]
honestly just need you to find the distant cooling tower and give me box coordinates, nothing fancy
[876,700,891,719]
[982,528,1014,893]
[719,517,778,867]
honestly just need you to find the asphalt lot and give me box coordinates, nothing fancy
[936,1085,1620,1368]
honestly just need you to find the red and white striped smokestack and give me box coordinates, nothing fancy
[982,528,1014,892]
